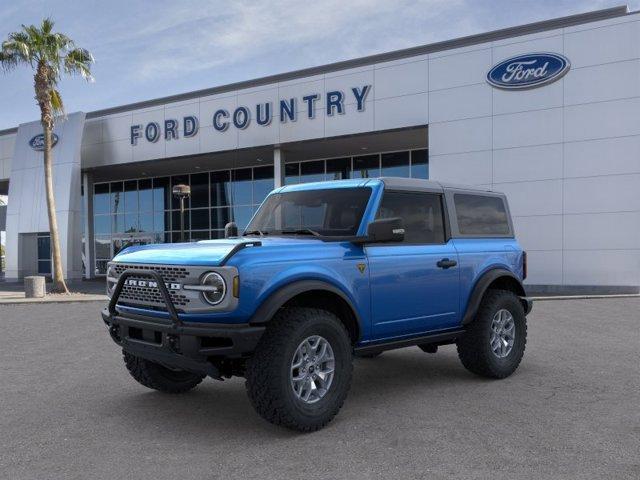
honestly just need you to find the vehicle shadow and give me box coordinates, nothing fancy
[99,347,487,439]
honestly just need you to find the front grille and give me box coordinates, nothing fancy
[112,264,192,310]
[113,264,189,282]
[120,284,190,308]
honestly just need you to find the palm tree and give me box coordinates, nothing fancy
[0,18,93,293]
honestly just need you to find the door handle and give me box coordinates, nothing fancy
[437,258,457,269]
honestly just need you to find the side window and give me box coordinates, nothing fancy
[376,192,445,244]
[454,194,511,236]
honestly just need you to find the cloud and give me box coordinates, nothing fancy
[97,0,474,82]
[2,0,639,129]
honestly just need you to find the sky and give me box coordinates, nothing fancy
[0,0,638,130]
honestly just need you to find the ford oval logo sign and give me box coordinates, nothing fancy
[487,53,570,90]
[29,133,59,151]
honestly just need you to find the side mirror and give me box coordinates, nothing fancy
[366,217,405,243]
[224,222,238,238]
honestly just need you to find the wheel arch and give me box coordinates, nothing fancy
[462,268,528,325]
[249,280,362,344]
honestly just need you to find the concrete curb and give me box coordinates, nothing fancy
[529,294,640,301]
[0,294,108,305]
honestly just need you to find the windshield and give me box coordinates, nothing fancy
[245,187,372,237]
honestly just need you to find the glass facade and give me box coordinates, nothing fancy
[93,166,274,274]
[285,149,428,184]
[92,148,428,275]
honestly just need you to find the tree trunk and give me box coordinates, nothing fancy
[35,65,68,294]
[43,124,68,293]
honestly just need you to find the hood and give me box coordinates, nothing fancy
[112,236,325,266]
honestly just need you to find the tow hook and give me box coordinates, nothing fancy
[108,325,121,342]
[167,334,180,353]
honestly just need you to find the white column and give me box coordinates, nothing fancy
[82,172,94,279]
[273,147,285,188]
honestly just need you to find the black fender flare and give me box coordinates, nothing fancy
[462,269,528,325]
[249,280,363,334]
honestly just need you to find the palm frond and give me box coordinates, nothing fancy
[1,31,33,68]
[41,17,55,35]
[0,50,18,71]
[50,88,64,116]
[64,47,94,81]
[1,17,94,122]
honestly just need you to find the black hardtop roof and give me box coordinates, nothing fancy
[379,177,501,196]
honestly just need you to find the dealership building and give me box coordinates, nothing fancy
[0,5,638,293]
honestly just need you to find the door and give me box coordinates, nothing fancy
[37,233,51,276]
[366,191,460,339]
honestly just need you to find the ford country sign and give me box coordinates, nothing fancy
[29,133,59,151]
[487,53,570,90]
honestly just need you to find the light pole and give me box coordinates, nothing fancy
[172,184,191,242]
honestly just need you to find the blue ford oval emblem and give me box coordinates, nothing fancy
[29,133,59,151]
[487,53,570,90]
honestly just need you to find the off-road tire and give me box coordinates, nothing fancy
[123,351,205,393]
[356,351,383,359]
[418,343,438,354]
[456,289,527,379]
[245,307,353,432]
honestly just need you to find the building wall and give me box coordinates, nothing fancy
[0,132,15,181]
[4,113,85,280]
[427,14,640,289]
[79,60,431,168]
[1,10,639,289]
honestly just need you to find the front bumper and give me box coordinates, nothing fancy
[102,309,265,377]
[102,267,264,378]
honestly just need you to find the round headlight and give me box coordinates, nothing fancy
[201,272,226,305]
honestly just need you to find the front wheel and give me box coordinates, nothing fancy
[123,351,204,393]
[245,308,353,432]
[456,289,527,379]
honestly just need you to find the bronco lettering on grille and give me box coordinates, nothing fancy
[124,278,181,290]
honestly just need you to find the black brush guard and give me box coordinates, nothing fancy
[103,269,265,379]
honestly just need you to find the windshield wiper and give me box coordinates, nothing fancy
[279,228,321,237]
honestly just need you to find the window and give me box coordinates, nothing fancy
[353,154,380,178]
[191,208,210,230]
[326,158,350,180]
[210,171,231,207]
[211,207,231,230]
[110,182,123,215]
[376,192,445,244]
[93,183,110,214]
[411,150,428,179]
[253,166,274,204]
[285,163,300,185]
[190,173,209,208]
[153,177,170,211]
[124,180,138,213]
[232,168,253,206]
[454,194,511,236]
[37,233,51,275]
[138,179,153,212]
[300,160,325,183]
[381,151,409,177]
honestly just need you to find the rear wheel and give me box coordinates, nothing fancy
[355,351,383,359]
[123,351,204,393]
[245,307,353,432]
[456,289,527,379]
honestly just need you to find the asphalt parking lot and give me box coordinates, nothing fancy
[1,298,639,480]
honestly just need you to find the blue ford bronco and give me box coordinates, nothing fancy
[102,177,532,431]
